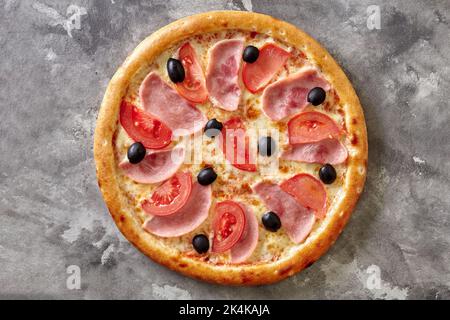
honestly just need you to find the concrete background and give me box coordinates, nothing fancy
[0,0,449,299]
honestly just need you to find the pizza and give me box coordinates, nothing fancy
[94,11,367,285]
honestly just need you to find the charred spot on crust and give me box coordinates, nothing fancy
[241,275,252,283]
[351,134,358,145]
[179,263,188,268]
[278,265,293,276]
[305,260,316,269]
[352,118,358,125]
[119,215,126,222]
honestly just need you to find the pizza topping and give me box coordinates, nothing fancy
[141,172,192,216]
[253,181,315,244]
[258,136,276,157]
[120,101,172,149]
[167,58,185,83]
[175,43,208,103]
[230,203,259,263]
[206,39,244,111]
[281,138,348,165]
[242,43,291,93]
[242,45,259,63]
[119,146,185,184]
[219,117,257,172]
[261,67,330,121]
[288,111,341,144]
[143,183,211,237]
[197,167,218,186]
[139,72,207,136]
[118,36,349,260]
[262,211,282,232]
[192,234,210,254]
[127,142,146,164]
[280,173,327,219]
[211,201,246,253]
[204,118,223,138]
[307,87,326,106]
[319,164,337,184]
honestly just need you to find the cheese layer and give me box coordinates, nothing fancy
[114,31,348,264]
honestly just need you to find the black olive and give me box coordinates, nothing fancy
[307,87,326,106]
[243,45,259,63]
[167,58,185,83]
[197,167,217,186]
[204,118,223,138]
[127,142,146,164]
[262,212,281,232]
[258,136,276,157]
[319,164,337,184]
[192,234,209,254]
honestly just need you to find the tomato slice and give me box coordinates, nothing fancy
[212,201,246,253]
[175,43,208,104]
[220,117,257,172]
[280,173,327,219]
[242,43,291,93]
[141,172,192,216]
[120,101,172,149]
[288,111,340,145]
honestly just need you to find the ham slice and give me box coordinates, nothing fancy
[139,72,206,136]
[143,183,212,237]
[281,138,348,165]
[230,203,259,263]
[253,181,315,244]
[119,146,185,184]
[206,39,244,111]
[261,67,330,121]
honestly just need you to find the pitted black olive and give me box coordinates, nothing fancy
[204,118,223,138]
[243,45,259,63]
[197,167,217,186]
[258,136,276,157]
[307,87,326,106]
[167,58,185,83]
[127,142,146,164]
[262,212,281,232]
[319,164,337,184]
[192,234,209,254]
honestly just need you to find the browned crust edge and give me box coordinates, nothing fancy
[93,11,368,285]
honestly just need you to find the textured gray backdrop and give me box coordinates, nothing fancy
[0,0,449,299]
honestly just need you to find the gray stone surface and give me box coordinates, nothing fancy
[0,0,448,299]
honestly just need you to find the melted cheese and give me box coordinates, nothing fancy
[114,30,347,264]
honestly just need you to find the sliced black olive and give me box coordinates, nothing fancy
[262,211,281,232]
[204,118,223,138]
[197,167,217,186]
[258,136,276,157]
[127,142,146,164]
[167,58,185,83]
[192,234,209,254]
[319,164,337,184]
[307,87,326,106]
[243,45,259,63]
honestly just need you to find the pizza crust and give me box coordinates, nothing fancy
[94,11,368,285]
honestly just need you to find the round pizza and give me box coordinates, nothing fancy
[94,11,367,285]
